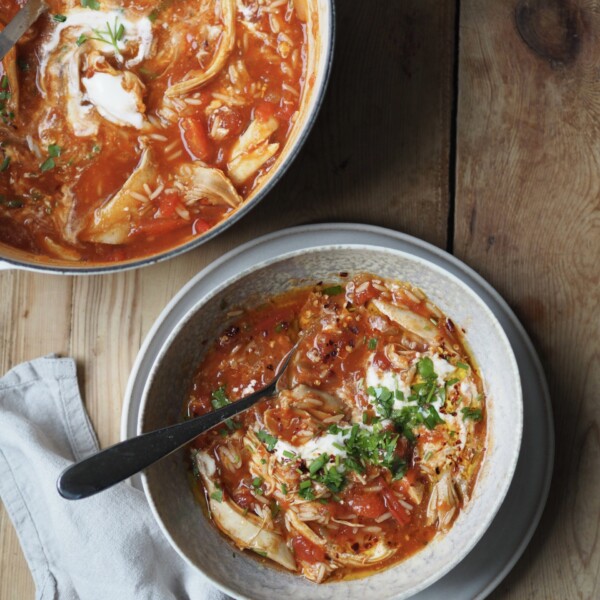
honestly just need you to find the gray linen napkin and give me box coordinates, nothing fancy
[0,356,229,600]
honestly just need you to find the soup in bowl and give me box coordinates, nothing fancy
[0,0,333,272]
[138,245,522,599]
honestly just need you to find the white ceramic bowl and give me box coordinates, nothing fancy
[138,245,523,599]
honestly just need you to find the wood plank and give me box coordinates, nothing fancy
[456,1,600,597]
[0,2,456,597]
[0,271,72,600]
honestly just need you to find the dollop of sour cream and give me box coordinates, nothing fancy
[82,72,143,129]
[273,431,348,463]
[39,8,154,92]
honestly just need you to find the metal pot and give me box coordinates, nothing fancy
[0,0,335,274]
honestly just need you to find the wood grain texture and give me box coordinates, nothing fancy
[0,2,456,597]
[456,0,600,598]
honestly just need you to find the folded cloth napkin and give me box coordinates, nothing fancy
[0,356,229,600]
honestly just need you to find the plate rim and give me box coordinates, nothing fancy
[120,222,554,600]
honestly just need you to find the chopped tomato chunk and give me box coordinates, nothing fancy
[158,192,181,218]
[180,117,213,161]
[346,491,387,519]
[292,536,326,564]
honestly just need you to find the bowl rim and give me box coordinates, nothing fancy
[0,0,337,275]
[138,242,523,599]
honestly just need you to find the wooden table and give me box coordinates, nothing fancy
[1,0,598,597]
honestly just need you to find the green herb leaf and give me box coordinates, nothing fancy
[423,405,444,430]
[461,407,483,422]
[456,361,470,370]
[308,453,329,475]
[252,477,263,494]
[256,429,278,452]
[0,156,10,172]
[417,357,436,380]
[210,488,223,503]
[48,144,61,158]
[368,337,377,350]
[298,479,315,500]
[40,157,55,172]
[81,0,101,10]
[76,33,87,46]
[322,285,343,296]
[282,450,296,459]
[148,9,159,22]
[280,483,288,495]
[210,386,230,410]
[53,14,67,22]
[369,386,395,419]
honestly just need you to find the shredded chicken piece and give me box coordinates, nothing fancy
[166,0,237,96]
[227,116,279,184]
[175,163,242,208]
[80,145,157,244]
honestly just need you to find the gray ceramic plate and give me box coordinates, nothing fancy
[121,223,554,599]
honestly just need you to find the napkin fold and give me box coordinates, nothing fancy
[0,356,228,600]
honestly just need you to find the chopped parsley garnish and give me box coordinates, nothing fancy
[368,385,395,419]
[282,450,296,459]
[48,145,61,158]
[211,387,236,430]
[81,0,101,9]
[423,405,444,430]
[456,361,470,370]
[461,407,483,422]
[76,33,87,46]
[298,479,315,500]
[0,76,13,125]
[446,378,460,387]
[368,337,378,350]
[252,477,263,494]
[391,405,423,442]
[327,423,341,434]
[53,14,67,22]
[148,9,159,22]
[256,429,278,452]
[308,453,329,475]
[417,356,436,379]
[315,465,346,493]
[322,285,343,296]
[210,488,223,503]
[280,483,288,495]
[40,158,55,172]
[0,156,10,172]
[211,386,230,409]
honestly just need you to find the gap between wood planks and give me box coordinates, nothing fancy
[446,0,461,255]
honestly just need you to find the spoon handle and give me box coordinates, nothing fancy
[57,381,276,500]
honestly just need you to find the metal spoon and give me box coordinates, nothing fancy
[57,344,297,500]
[0,0,47,61]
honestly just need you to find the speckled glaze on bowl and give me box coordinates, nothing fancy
[138,245,523,600]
